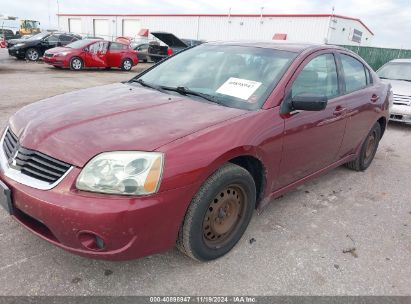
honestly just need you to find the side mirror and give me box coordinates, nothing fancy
[291,93,328,111]
[83,47,89,52]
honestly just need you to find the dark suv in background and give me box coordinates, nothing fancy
[7,32,81,61]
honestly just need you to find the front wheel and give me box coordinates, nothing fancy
[121,58,133,71]
[345,122,381,171]
[25,48,39,61]
[177,163,256,261]
[70,57,83,70]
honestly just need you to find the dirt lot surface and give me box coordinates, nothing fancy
[0,49,410,295]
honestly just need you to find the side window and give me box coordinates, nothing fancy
[45,35,59,44]
[59,35,73,42]
[89,41,109,54]
[109,42,127,50]
[291,54,339,99]
[340,54,367,93]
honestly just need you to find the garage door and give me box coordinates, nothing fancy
[122,19,141,37]
[68,18,82,34]
[93,19,110,39]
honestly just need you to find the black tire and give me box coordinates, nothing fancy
[121,58,133,71]
[345,122,381,171]
[143,59,147,63]
[70,57,83,70]
[177,163,256,261]
[25,48,39,61]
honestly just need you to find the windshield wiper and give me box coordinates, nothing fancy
[160,86,220,104]
[132,79,164,92]
[394,78,411,82]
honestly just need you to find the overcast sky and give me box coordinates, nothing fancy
[1,0,410,48]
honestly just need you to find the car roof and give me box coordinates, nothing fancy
[204,41,346,53]
[388,58,411,63]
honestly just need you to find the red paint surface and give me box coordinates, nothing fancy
[42,40,138,69]
[1,43,389,260]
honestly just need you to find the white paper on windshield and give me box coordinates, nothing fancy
[216,77,262,100]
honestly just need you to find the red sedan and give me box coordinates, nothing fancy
[0,42,390,261]
[43,39,138,71]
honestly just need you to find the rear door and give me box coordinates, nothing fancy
[106,42,128,67]
[84,41,109,67]
[336,52,383,157]
[276,51,347,189]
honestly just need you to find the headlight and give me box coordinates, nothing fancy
[76,152,164,195]
[14,43,25,48]
[55,51,69,56]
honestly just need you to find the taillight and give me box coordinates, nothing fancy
[167,48,173,56]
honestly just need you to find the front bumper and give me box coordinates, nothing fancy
[43,55,68,67]
[390,104,411,123]
[0,167,199,260]
[8,47,25,58]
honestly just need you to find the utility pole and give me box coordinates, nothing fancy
[326,6,335,44]
[57,0,60,30]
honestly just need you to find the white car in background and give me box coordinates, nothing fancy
[377,59,411,124]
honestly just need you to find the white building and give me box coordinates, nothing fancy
[57,13,374,46]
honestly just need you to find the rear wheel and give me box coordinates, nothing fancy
[345,122,381,171]
[70,57,83,70]
[121,58,133,71]
[25,48,39,61]
[177,163,256,261]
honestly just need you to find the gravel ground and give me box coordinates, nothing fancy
[0,49,410,296]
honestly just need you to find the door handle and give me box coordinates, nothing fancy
[333,106,346,116]
[371,94,380,103]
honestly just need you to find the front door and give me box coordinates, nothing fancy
[85,41,109,68]
[276,52,347,189]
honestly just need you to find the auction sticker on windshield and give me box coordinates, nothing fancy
[216,77,262,100]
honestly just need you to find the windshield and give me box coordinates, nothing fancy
[377,62,411,81]
[135,44,297,110]
[28,32,49,40]
[66,39,97,49]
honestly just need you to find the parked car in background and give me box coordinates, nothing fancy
[0,29,16,48]
[148,31,203,62]
[133,43,150,63]
[43,39,138,71]
[0,42,390,261]
[377,59,411,124]
[7,32,81,61]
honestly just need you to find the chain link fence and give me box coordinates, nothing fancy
[339,45,411,70]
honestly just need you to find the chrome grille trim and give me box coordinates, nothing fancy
[0,127,73,190]
[393,94,411,106]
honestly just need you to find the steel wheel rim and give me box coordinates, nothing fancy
[364,131,377,161]
[72,59,82,70]
[123,60,132,70]
[28,50,38,61]
[202,184,247,248]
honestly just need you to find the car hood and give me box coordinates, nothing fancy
[45,46,71,54]
[9,83,247,167]
[381,79,411,96]
[8,38,39,47]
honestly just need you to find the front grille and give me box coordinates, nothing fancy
[2,128,71,184]
[2,128,18,159]
[393,94,411,106]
